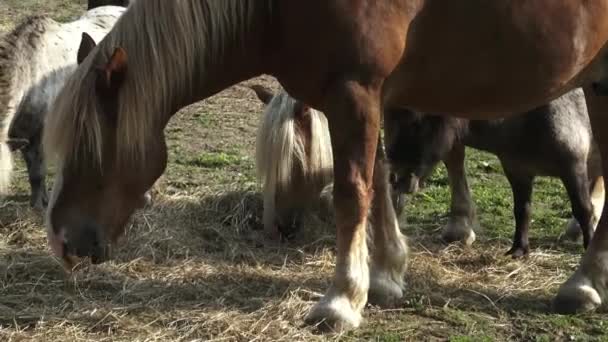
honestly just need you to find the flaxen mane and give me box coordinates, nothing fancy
[255,91,334,232]
[44,0,261,168]
[0,16,56,192]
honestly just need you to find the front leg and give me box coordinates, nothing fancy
[304,81,381,331]
[442,143,477,245]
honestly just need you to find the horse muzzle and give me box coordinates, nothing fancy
[50,222,111,270]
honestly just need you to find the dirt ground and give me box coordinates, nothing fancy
[1,1,606,341]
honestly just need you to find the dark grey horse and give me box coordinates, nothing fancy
[385,88,603,258]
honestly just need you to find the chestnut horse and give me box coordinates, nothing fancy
[43,0,608,332]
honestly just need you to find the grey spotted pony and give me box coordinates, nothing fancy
[0,5,126,208]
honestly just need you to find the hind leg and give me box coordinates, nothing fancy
[561,162,596,249]
[554,86,608,313]
[21,137,47,210]
[368,138,408,306]
[502,165,534,258]
[442,143,477,245]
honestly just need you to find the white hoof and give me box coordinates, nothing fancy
[442,217,476,246]
[554,271,602,314]
[305,294,363,332]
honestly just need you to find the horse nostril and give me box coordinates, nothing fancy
[64,222,109,263]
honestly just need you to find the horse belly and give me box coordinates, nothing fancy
[383,0,608,118]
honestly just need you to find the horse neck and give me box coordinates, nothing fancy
[190,0,275,106]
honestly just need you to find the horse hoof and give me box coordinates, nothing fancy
[441,223,476,246]
[562,218,582,241]
[305,295,362,332]
[505,246,529,259]
[554,276,601,314]
[368,270,404,307]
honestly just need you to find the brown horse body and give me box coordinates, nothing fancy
[44,0,608,332]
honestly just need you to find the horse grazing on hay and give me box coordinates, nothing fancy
[0,5,126,208]
[250,84,334,239]
[42,0,608,332]
[384,89,604,257]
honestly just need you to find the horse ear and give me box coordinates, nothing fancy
[77,32,96,65]
[249,85,274,104]
[96,47,128,93]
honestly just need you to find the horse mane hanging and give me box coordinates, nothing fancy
[44,0,261,168]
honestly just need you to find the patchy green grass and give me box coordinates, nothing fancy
[0,1,606,341]
[177,151,248,169]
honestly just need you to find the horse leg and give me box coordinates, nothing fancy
[305,81,381,331]
[587,146,606,229]
[368,137,409,306]
[261,185,281,240]
[554,86,608,313]
[561,162,596,249]
[22,137,47,210]
[442,142,477,245]
[590,176,606,229]
[564,144,603,240]
[502,165,534,258]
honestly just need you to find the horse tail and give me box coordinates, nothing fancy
[255,92,308,232]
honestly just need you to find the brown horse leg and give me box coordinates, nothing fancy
[554,86,608,313]
[368,137,409,306]
[442,143,477,245]
[304,81,381,331]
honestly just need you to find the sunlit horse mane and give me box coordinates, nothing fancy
[44,0,261,167]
